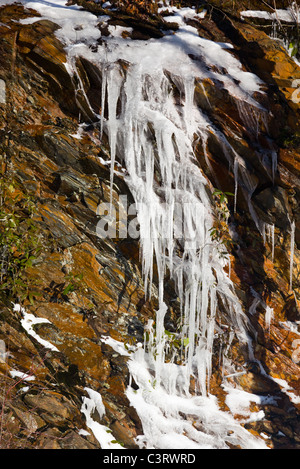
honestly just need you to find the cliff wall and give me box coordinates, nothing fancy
[0,0,300,449]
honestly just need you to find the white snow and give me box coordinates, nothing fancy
[223,383,274,420]
[19,0,101,45]
[12,0,264,107]
[290,220,296,291]
[9,369,36,381]
[16,305,59,352]
[81,387,125,449]
[159,5,207,21]
[264,223,275,261]
[100,335,132,356]
[241,8,300,23]
[126,348,269,449]
[78,428,90,436]
[271,378,300,405]
[0,0,21,4]
[107,24,132,38]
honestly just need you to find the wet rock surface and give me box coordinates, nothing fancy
[0,0,299,449]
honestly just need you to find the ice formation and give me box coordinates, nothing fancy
[15,0,271,449]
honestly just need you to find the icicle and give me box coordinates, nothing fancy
[264,223,275,261]
[64,56,96,122]
[183,77,195,136]
[87,14,262,446]
[271,223,275,262]
[290,220,296,291]
[265,306,273,333]
[262,223,266,245]
[271,150,277,183]
[100,66,107,139]
[106,64,123,208]
[236,99,267,139]
[234,157,239,214]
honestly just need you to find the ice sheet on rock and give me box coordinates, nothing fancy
[127,350,269,449]
[19,0,101,45]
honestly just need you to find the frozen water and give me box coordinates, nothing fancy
[11,0,270,449]
[290,220,296,291]
[81,387,125,449]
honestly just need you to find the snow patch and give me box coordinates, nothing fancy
[15,304,59,352]
[241,8,300,23]
[9,369,36,381]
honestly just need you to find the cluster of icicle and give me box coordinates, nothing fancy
[15,0,294,449]
[61,2,271,448]
[97,59,269,449]
[98,60,252,392]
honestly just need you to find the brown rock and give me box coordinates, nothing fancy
[234,371,279,395]
[24,390,81,426]
[57,429,99,449]
[110,419,139,449]
[9,404,46,436]
[35,428,64,449]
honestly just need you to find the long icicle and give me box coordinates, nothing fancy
[290,220,295,291]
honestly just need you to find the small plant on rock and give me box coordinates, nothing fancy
[209,189,235,258]
[0,176,43,305]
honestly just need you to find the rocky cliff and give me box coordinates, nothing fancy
[0,0,300,449]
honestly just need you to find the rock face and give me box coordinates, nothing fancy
[0,2,154,449]
[0,0,300,450]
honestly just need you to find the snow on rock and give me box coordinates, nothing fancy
[81,387,125,449]
[241,8,300,23]
[15,304,59,352]
[9,369,36,381]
